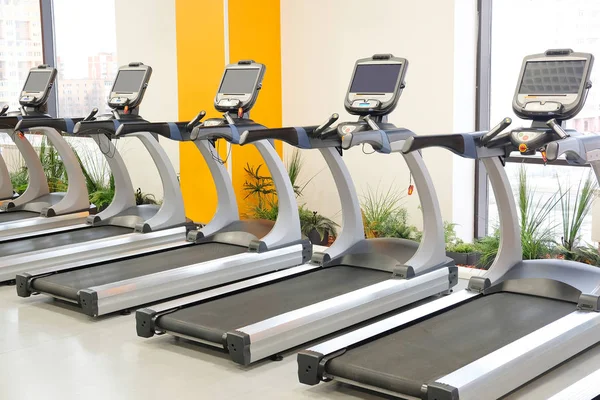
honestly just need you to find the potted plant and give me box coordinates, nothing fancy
[299,206,338,245]
[446,241,480,266]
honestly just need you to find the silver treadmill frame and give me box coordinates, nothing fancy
[17,122,309,317]
[140,134,455,365]
[299,145,600,399]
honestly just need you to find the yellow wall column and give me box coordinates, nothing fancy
[228,0,283,217]
[176,0,227,223]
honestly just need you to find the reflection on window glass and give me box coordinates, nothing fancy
[53,0,117,117]
[489,0,600,243]
[0,0,43,111]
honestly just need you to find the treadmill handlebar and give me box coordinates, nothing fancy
[192,121,266,144]
[341,127,415,153]
[239,126,318,149]
[15,117,83,134]
[402,132,484,159]
[115,121,192,141]
[546,134,600,164]
[74,119,121,138]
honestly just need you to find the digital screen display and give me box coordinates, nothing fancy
[112,70,147,93]
[349,64,402,93]
[22,71,52,92]
[218,69,259,94]
[519,60,586,94]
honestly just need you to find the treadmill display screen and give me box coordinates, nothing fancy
[112,70,147,93]
[519,60,586,94]
[350,64,402,93]
[219,69,259,94]
[22,71,52,92]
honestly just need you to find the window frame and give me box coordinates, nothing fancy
[39,0,57,116]
[474,0,589,239]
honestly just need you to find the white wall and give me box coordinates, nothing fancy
[114,0,179,200]
[280,0,478,240]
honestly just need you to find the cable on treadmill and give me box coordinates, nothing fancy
[361,143,375,155]
[209,139,232,165]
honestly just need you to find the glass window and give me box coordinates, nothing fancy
[53,0,117,117]
[0,0,43,111]
[487,0,600,244]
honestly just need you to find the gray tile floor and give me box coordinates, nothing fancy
[1,282,599,400]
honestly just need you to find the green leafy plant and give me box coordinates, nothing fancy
[299,205,338,241]
[10,167,28,195]
[361,185,417,239]
[135,188,157,205]
[242,152,337,244]
[517,164,563,260]
[448,242,477,253]
[555,172,598,260]
[573,244,600,265]
[475,230,500,269]
[39,137,68,192]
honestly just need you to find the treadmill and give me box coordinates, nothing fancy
[0,65,58,204]
[0,66,91,226]
[136,54,455,366]
[297,49,600,400]
[0,62,189,282]
[0,65,92,227]
[15,60,311,317]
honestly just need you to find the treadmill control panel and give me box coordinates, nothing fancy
[107,63,152,110]
[19,65,57,108]
[513,49,593,121]
[345,54,407,116]
[215,60,265,113]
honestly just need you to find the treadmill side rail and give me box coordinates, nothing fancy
[84,244,308,316]
[137,263,321,337]
[432,310,600,400]
[229,267,453,365]
[0,212,88,240]
[13,228,189,293]
[298,289,478,385]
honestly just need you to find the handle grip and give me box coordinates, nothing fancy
[341,130,391,153]
[239,126,317,148]
[186,111,206,132]
[0,105,8,117]
[547,118,570,139]
[83,108,99,122]
[74,119,120,136]
[314,113,339,136]
[402,133,479,158]
[481,117,512,145]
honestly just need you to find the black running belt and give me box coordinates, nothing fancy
[0,226,131,257]
[157,266,391,344]
[0,210,38,223]
[31,242,246,300]
[325,292,575,398]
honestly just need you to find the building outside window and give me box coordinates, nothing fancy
[53,0,117,117]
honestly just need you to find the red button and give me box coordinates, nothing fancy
[522,135,529,140]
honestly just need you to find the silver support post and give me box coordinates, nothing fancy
[320,147,364,260]
[394,143,447,273]
[38,127,89,215]
[481,156,522,283]
[128,132,186,231]
[6,131,49,207]
[88,134,136,222]
[196,140,239,236]
[0,133,14,199]
[252,140,302,248]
